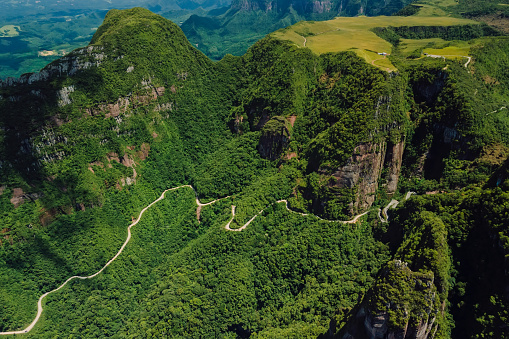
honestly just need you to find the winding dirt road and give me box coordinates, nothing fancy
[0,185,372,335]
[425,54,471,68]
[0,186,192,335]
[191,185,230,221]
[464,56,472,68]
[224,199,370,231]
[486,106,507,115]
[0,185,223,336]
[378,192,415,223]
[371,56,393,72]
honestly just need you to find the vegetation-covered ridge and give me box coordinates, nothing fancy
[0,186,197,335]
[0,5,508,338]
[0,0,231,78]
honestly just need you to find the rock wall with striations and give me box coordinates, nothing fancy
[327,138,405,215]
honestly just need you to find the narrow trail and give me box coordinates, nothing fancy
[192,185,230,222]
[224,199,370,231]
[0,185,225,336]
[486,106,507,115]
[371,56,392,72]
[378,192,415,223]
[0,186,188,335]
[298,28,339,48]
[424,54,471,68]
[464,56,472,68]
[0,185,378,335]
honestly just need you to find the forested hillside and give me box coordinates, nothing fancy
[0,6,508,338]
[0,0,232,78]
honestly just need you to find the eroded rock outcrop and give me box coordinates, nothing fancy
[329,142,386,213]
[327,138,405,215]
[339,261,441,339]
[0,46,108,88]
[385,140,405,194]
[10,188,41,208]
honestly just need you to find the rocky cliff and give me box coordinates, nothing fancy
[0,46,108,88]
[227,0,415,16]
[325,138,405,215]
[333,209,451,339]
[0,7,226,210]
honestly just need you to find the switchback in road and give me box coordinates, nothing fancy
[0,185,372,335]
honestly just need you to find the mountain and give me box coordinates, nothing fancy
[0,5,508,338]
[181,0,415,59]
[0,0,232,79]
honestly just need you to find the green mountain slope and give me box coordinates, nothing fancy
[0,6,508,338]
[0,0,230,79]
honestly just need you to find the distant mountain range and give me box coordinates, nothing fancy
[0,0,231,21]
[0,0,412,78]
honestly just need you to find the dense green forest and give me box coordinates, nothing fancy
[0,6,508,338]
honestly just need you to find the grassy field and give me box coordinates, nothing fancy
[423,45,471,57]
[412,4,449,16]
[400,38,476,56]
[399,38,446,54]
[400,37,497,60]
[0,25,21,37]
[271,15,477,71]
[410,0,460,16]
[354,49,398,72]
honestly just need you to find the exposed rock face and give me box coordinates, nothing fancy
[327,138,405,214]
[385,141,405,194]
[231,0,337,13]
[232,0,263,11]
[86,97,131,118]
[57,85,75,107]
[10,188,41,208]
[343,307,437,339]
[330,142,386,213]
[228,0,411,16]
[0,46,107,88]
[312,0,333,13]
